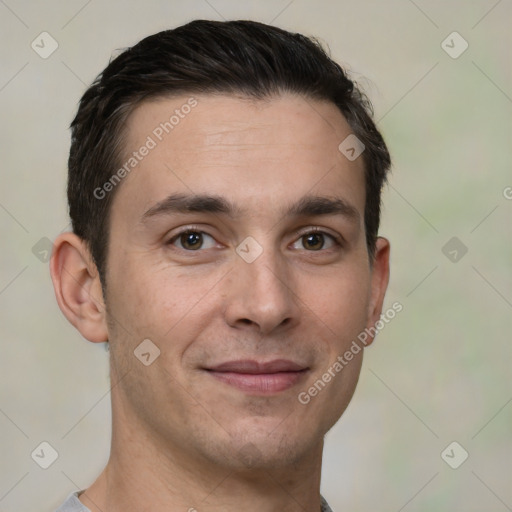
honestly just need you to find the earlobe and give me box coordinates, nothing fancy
[50,232,109,343]
[364,236,391,346]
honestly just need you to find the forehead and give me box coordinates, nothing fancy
[113,92,366,226]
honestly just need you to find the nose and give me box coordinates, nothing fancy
[223,244,300,335]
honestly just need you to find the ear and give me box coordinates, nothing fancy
[50,232,108,343]
[364,236,390,346]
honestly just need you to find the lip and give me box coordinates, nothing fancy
[204,359,309,394]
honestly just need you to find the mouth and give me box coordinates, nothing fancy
[203,359,310,394]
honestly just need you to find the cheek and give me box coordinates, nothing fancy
[298,264,371,340]
[106,254,219,352]
[296,276,369,431]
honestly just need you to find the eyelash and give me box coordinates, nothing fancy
[167,226,343,252]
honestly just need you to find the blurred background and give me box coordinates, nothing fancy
[1,1,510,510]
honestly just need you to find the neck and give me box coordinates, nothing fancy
[80,394,324,512]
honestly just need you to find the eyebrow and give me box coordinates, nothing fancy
[140,193,360,224]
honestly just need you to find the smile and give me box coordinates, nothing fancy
[204,359,310,394]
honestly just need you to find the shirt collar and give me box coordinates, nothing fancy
[321,495,334,512]
[62,490,334,511]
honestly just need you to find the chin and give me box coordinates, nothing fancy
[208,419,320,471]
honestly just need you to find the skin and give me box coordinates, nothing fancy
[51,93,390,512]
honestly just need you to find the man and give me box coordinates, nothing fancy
[51,19,391,512]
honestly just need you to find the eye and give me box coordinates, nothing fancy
[291,229,340,251]
[168,230,217,251]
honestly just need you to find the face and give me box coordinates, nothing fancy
[103,93,388,470]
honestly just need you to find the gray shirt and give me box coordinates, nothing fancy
[56,490,334,511]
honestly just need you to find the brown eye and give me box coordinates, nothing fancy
[169,230,216,251]
[180,231,203,250]
[292,229,343,253]
[290,230,340,252]
[302,232,325,251]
